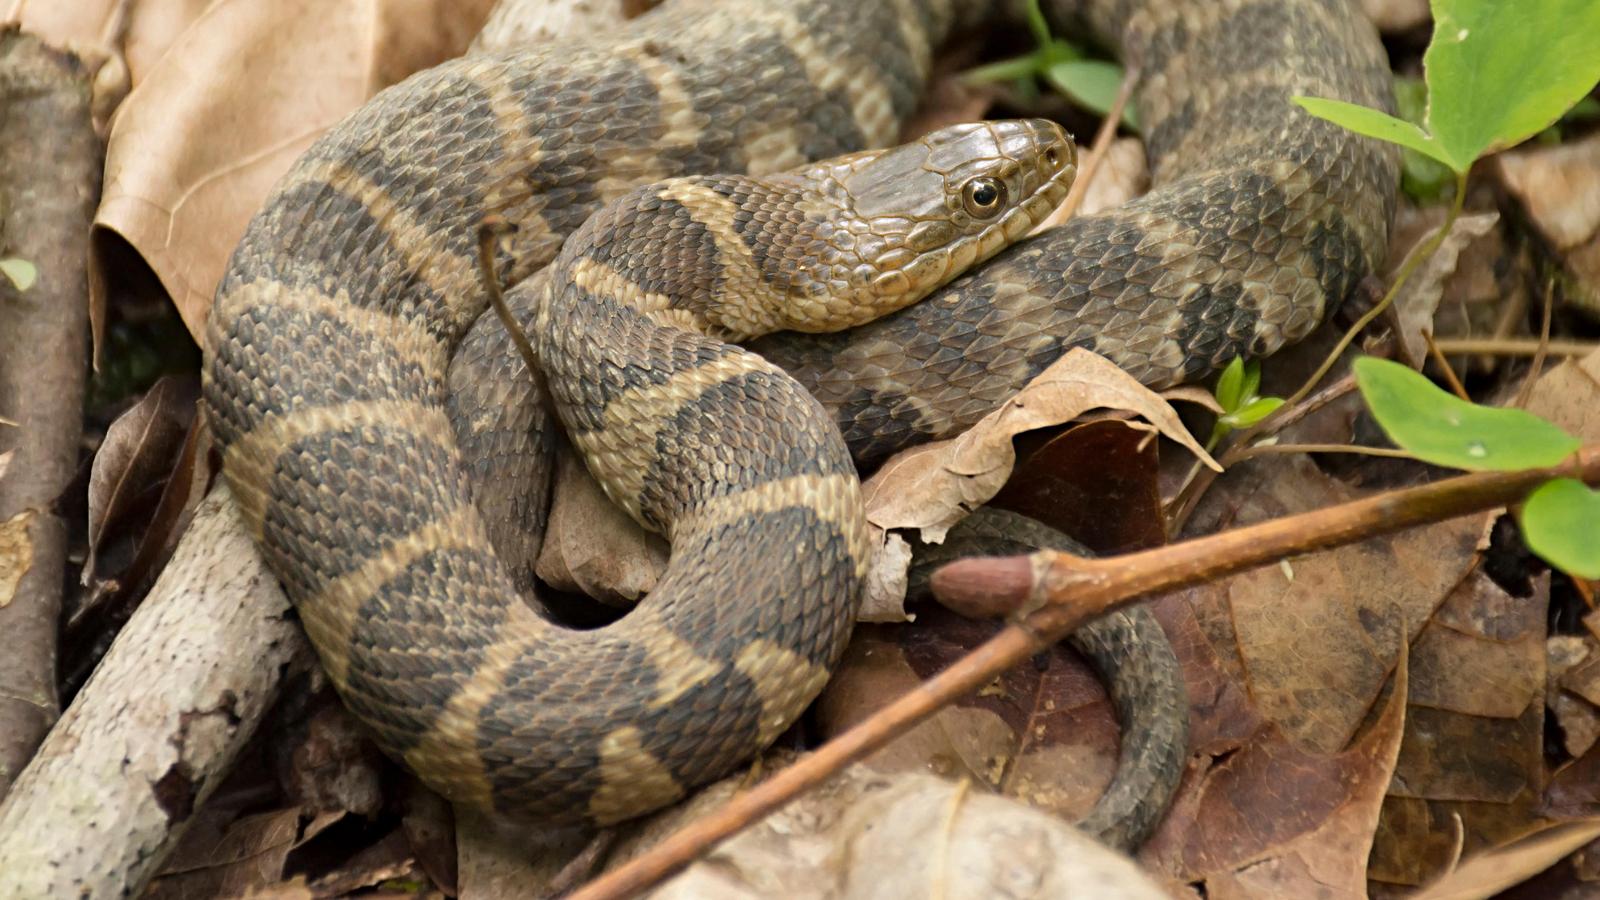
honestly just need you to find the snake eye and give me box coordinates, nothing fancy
[961,177,1006,218]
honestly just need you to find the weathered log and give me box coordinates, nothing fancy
[0,486,313,898]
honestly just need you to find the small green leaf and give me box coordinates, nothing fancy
[1292,97,1453,168]
[0,258,37,292]
[1239,361,1262,409]
[1354,357,1581,471]
[1044,60,1136,129]
[1222,396,1285,429]
[1215,357,1246,412]
[1520,478,1600,579]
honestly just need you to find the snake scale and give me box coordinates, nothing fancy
[202,0,1398,844]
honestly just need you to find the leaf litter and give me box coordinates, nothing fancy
[57,0,1600,896]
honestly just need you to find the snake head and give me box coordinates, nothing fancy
[783,118,1076,332]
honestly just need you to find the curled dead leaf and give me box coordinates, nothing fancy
[91,0,495,349]
[862,348,1217,544]
[84,374,198,583]
[1386,211,1500,366]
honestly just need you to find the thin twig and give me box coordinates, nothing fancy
[475,217,539,376]
[1053,65,1140,221]
[1228,442,1417,463]
[1515,273,1558,409]
[1433,338,1598,358]
[569,445,1600,899]
[1424,331,1470,401]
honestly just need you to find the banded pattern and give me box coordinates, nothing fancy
[202,0,1398,838]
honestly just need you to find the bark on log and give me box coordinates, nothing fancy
[0,26,99,799]
[0,485,313,899]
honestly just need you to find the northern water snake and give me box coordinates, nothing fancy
[201,0,1398,842]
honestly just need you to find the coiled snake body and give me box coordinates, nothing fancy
[202,0,1398,837]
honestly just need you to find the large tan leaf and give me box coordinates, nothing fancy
[90,0,495,349]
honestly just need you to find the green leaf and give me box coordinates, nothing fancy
[1520,478,1600,578]
[1044,60,1137,129]
[1215,357,1246,412]
[1222,396,1284,429]
[1292,97,1451,167]
[1423,0,1600,170]
[1354,357,1581,471]
[1298,0,1600,174]
[0,258,36,292]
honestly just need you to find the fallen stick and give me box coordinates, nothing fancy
[0,26,99,800]
[0,486,312,899]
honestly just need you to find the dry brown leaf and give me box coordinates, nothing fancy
[302,829,419,896]
[1143,647,1408,898]
[535,448,667,607]
[1370,570,1549,889]
[145,808,304,898]
[991,420,1167,555]
[0,508,34,608]
[1524,348,1600,441]
[1550,635,1600,758]
[84,374,197,582]
[1410,821,1600,900]
[1497,132,1600,252]
[91,0,495,348]
[605,760,1169,900]
[1184,447,1480,756]
[818,607,1125,824]
[1386,210,1500,366]
[862,348,1216,545]
[1496,133,1600,316]
[274,696,385,819]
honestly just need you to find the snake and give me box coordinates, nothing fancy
[201,0,1398,846]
